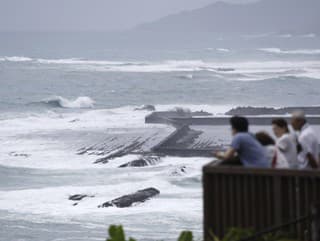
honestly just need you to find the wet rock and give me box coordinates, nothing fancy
[216,67,235,72]
[98,188,160,208]
[118,156,160,168]
[225,106,320,116]
[145,109,212,124]
[171,166,187,176]
[9,152,31,158]
[69,194,94,201]
[134,105,156,111]
[69,118,80,123]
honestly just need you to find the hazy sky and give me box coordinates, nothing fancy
[0,0,255,31]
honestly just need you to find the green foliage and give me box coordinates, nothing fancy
[209,228,298,241]
[106,225,136,241]
[222,228,254,241]
[105,225,298,241]
[178,231,193,241]
[261,231,297,241]
[209,228,254,241]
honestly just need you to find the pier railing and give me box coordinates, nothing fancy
[203,163,320,240]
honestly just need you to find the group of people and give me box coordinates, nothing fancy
[214,111,320,169]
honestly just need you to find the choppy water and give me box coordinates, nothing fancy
[0,32,320,241]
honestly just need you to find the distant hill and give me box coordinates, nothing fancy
[137,0,320,34]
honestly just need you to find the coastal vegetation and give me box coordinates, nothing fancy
[105,225,298,241]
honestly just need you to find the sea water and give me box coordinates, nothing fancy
[0,32,320,241]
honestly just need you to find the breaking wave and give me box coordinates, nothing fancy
[41,96,95,109]
[1,56,320,81]
[0,56,33,62]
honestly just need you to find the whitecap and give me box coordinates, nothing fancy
[300,33,316,38]
[216,48,230,52]
[258,48,320,55]
[3,56,33,62]
[43,96,95,109]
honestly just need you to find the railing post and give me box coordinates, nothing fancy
[311,204,320,241]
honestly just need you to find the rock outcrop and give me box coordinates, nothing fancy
[134,105,156,111]
[98,188,160,208]
[69,194,93,201]
[118,156,160,168]
[225,106,320,116]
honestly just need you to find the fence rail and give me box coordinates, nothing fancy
[203,163,320,240]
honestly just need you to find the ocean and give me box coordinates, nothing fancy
[0,32,320,241]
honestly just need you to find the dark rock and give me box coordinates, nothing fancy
[98,187,160,208]
[171,166,187,176]
[9,152,31,158]
[69,118,80,123]
[216,67,235,72]
[118,156,160,168]
[145,109,212,125]
[119,159,148,168]
[134,105,156,111]
[225,106,320,116]
[69,194,94,201]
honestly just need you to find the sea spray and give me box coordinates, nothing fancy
[43,96,95,109]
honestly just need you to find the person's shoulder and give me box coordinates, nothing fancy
[280,133,292,142]
[301,126,316,139]
[302,124,315,135]
[234,132,250,139]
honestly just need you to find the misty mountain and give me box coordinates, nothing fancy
[137,0,320,34]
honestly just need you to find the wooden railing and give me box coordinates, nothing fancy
[203,163,320,240]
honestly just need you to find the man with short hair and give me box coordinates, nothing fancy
[291,111,319,169]
[214,116,269,167]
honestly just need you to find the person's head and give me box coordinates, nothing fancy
[272,118,290,138]
[291,110,307,131]
[230,116,249,135]
[255,132,275,146]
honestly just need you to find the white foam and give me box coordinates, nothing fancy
[0,156,210,221]
[44,96,95,109]
[278,34,292,38]
[216,48,230,52]
[2,56,33,62]
[1,56,320,82]
[259,48,320,55]
[0,105,173,169]
[0,103,231,170]
[242,32,275,39]
[37,58,131,66]
[300,33,317,38]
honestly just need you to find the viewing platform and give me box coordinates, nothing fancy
[203,163,320,241]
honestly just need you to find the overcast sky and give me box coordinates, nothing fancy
[0,0,255,31]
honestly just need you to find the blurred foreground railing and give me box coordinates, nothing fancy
[203,163,320,240]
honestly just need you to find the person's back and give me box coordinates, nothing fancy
[232,132,269,167]
[272,118,298,168]
[256,131,289,168]
[214,116,269,168]
[277,133,298,168]
[298,124,319,168]
[291,111,319,169]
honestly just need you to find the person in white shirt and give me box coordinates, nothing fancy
[255,131,289,168]
[272,118,299,168]
[291,111,319,169]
